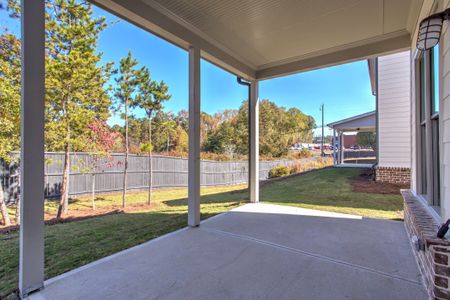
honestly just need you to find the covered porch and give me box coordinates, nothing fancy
[327,111,377,168]
[18,0,427,298]
[29,203,426,300]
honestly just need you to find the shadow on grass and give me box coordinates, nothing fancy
[163,187,249,207]
[162,168,403,217]
[0,167,404,298]
[0,210,222,299]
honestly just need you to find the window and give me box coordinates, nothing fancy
[417,45,440,208]
[419,58,427,194]
[431,45,440,207]
[432,44,440,114]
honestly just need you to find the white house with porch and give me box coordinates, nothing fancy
[328,50,412,184]
[370,50,412,185]
[17,0,450,299]
[327,111,376,168]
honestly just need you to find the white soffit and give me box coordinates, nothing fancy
[95,0,422,79]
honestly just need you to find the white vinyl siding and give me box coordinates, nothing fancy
[411,0,450,220]
[440,2,450,219]
[378,51,411,168]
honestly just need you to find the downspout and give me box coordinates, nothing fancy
[374,58,379,177]
[237,77,252,192]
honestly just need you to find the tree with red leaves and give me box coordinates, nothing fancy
[82,119,119,209]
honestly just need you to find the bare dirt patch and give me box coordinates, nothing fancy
[351,169,409,195]
[0,202,162,234]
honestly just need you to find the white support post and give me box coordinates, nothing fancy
[332,129,336,165]
[249,81,259,203]
[188,46,201,227]
[340,133,345,164]
[19,0,46,297]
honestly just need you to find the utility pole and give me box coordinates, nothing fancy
[320,104,324,156]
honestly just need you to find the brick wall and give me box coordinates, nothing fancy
[402,190,450,299]
[376,166,411,185]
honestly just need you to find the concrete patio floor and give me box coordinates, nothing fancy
[29,203,427,300]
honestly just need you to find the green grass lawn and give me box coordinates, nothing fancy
[261,168,403,220]
[0,167,403,298]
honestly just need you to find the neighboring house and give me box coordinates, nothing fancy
[368,51,412,185]
[327,111,376,166]
[328,51,411,184]
[342,135,357,148]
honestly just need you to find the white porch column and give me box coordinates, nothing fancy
[188,46,201,227]
[332,129,336,165]
[340,133,345,164]
[19,0,46,297]
[249,81,259,203]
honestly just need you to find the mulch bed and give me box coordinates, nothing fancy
[0,202,161,234]
[351,169,409,194]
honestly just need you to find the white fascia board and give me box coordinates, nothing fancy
[256,31,411,80]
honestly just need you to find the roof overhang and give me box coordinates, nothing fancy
[91,0,425,80]
[327,111,376,132]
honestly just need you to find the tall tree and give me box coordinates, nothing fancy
[114,52,142,208]
[83,119,118,209]
[0,33,21,226]
[231,99,316,157]
[7,0,113,219]
[161,119,177,151]
[134,67,171,205]
[42,0,112,218]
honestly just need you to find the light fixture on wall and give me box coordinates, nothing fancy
[417,8,450,50]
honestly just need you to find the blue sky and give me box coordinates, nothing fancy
[1,4,375,136]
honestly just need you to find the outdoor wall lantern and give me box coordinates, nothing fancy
[417,8,450,50]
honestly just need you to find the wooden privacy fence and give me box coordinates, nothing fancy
[1,152,313,203]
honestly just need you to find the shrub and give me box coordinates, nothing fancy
[269,165,290,178]
[288,157,333,174]
[295,149,312,159]
[288,163,302,174]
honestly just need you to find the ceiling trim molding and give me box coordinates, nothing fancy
[256,31,411,80]
[91,0,256,79]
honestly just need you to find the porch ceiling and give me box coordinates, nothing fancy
[93,0,424,79]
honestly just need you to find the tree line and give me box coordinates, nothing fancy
[0,0,172,224]
[114,101,315,159]
[0,0,315,226]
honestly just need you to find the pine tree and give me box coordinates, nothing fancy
[114,52,142,208]
[134,68,171,205]
[0,33,21,226]
[5,0,113,219]
[43,1,113,218]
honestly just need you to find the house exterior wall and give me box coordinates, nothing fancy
[441,0,450,223]
[409,0,450,221]
[404,1,450,298]
[377,51,411,169]
[375,167,410,185]
[375,51,411,184]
